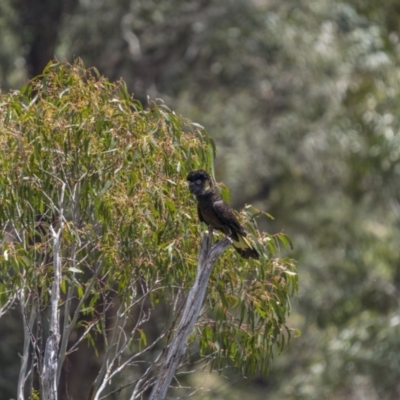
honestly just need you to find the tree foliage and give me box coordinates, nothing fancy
[2,0,400,398]
[0,60,297,399]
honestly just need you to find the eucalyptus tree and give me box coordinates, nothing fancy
[0,60,297,400]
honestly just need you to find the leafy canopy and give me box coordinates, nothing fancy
[0,60,297,377]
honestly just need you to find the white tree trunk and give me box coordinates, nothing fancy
[41,185,65,400]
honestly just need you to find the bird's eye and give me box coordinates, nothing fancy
[196,180,202,184]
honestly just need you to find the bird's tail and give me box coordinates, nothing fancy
[232,234,259,259]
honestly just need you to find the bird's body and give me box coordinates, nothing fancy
[187,170,259,259]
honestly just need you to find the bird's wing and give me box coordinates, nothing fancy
[212,200,245,236]
[197,205,206,224]
[213,199,259,259]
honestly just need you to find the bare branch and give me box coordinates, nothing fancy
[17,287,37,400]
[57,259,103,383]
[0,290,16,318]
[148,231,231,400]
[41,183,65,400]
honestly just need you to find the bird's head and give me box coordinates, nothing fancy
[187,170,214,196]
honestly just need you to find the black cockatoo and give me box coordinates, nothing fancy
[187,169,259,259]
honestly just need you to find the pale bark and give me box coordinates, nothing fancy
[17,288,36,400]
[148,230,231,400]
[41,184,65,400]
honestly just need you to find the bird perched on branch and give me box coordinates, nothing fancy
[187,169,259,259]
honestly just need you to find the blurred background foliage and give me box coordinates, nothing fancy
[1,0,400,398]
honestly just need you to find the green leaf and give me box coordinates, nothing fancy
[68,267,83,274]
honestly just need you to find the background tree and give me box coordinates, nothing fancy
[1,0,400,398]
[0,60,296,399]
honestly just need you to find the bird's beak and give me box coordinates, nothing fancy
[187,182,196,194]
